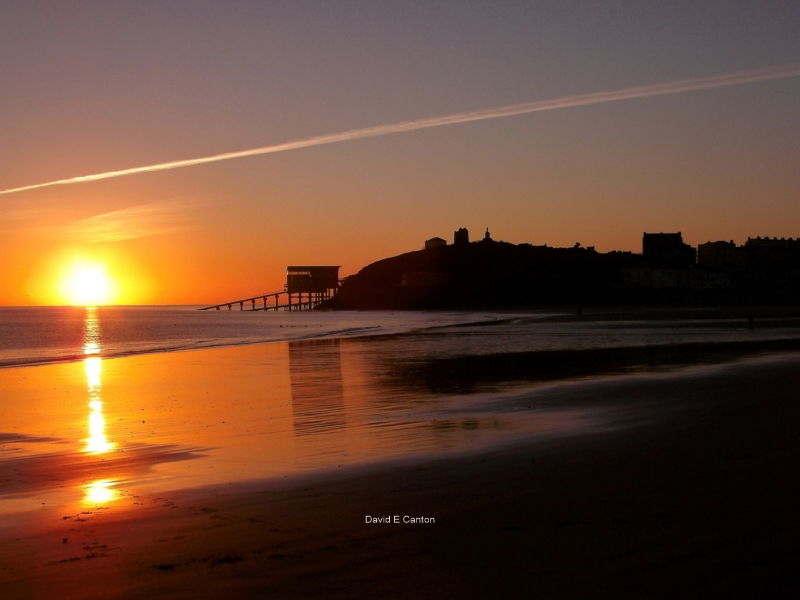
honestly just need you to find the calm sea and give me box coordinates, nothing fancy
[0,306,505,368]
[1,305,800,516]
[2,305,799,369]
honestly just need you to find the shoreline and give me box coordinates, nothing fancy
[3,304,800,371]
[3,319,799,374]
[0,308,516,370]
[3,353,800,598]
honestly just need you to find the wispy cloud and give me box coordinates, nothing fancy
[1,201,191,242]
[59,201,190,243]
[1,206,71,233]
[1,63,799,197]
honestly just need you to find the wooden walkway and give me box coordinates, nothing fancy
[199,290,333,311]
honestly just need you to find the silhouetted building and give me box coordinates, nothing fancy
[286,266,340,294]
[698,240,742,271]
[424,237,447,250]
[642,232,696,268]
[454,227,469,246]
[744,236,800,261]
[624,267,729,290]
[743,237,800,286]
[326,227,800,310]
[483,228,492,241]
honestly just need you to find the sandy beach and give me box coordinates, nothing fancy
[3,1,799,597]
[2,349,800,599]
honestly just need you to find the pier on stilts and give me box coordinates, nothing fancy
[199,266,340,312]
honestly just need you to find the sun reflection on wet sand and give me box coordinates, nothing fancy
[84,356,113,454]
[0,312,604,518]
[83,479,120,505]
[81,307,119,505]
[83,309,114,455]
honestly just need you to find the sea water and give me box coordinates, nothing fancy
[0,306,505,368]
[2,305,799,368]
[1,306,799,518]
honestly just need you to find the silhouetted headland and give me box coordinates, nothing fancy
[324,228,800,310]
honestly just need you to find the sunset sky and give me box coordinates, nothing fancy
[1,1,798,305]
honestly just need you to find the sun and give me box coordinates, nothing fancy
[59,261,116,306]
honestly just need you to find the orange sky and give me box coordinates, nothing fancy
[1,2,798,305]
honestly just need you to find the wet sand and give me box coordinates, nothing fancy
[2,354,800,599]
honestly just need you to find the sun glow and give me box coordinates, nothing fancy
[59,261,116,306]
[83,480,120,505]
[84,355,114,454]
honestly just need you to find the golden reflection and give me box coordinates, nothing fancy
[85,356,102,390]
[289,338,345,436]
[83,479,119,505]
[82,308,114,453]
[83,306,101,355]
[80,310,120,506]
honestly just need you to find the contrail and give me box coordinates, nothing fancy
[2,63,799,197]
